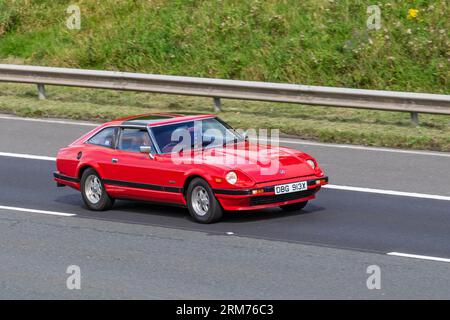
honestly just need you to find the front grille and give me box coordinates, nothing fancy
[249,187,319,206]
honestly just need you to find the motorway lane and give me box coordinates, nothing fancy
[0,116,93,156]
[2,115,450,196]
[1,156,449,258]
[2,207,449,299]
[1,115,450,298]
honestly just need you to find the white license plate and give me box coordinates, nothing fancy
[274,181,308,195]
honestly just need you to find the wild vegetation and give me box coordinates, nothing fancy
[0,0,448,92]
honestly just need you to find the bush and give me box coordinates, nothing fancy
[0,0,19,36]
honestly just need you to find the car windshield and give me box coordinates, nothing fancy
[151,117,243,154]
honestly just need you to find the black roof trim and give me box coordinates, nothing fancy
[121,114,177,126]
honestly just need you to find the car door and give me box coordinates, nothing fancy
[105,127,184,204]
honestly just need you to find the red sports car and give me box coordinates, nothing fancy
[54,113,328,223]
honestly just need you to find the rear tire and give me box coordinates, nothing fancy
[280,201,308,212]
[186,178,223,223]
[80,168,115,211]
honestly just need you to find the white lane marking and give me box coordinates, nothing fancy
[0,205,76,217]
[0,152,55,161]
[1,151,450,201]
[324,184,450,201]
[277,138,450,158]
[0,115,97,126]
[387,252,450,263]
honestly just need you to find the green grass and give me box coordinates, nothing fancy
[0,0,448,93]
[0,83,449,151]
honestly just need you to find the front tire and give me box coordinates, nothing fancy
[186,178,223,223]
[80,168,115,211]
[280,201,308,212]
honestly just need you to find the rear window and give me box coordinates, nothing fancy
[87,127,117,148]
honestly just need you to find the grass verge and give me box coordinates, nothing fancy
[0,83,449,151]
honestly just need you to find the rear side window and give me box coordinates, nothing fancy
[87,127,117,148]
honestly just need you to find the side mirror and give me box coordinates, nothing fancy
[140,146,154,159]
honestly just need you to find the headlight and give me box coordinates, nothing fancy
[226,171,238,185]
[306,159,316,169]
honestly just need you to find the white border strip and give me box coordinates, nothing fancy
[0,205,76,217]
[0,152,55,161]
[324,184,450,201]
[387,252,450,263]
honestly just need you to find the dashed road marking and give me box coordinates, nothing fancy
[387,252,450,263]
[0,205,76,217]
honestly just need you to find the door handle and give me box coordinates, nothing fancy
[112,158,119,164]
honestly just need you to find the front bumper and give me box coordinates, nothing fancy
[214,176,328,211]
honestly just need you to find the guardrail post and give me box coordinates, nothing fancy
[37,83,46,100]
[410,112,419,125]
[213,97,221,112]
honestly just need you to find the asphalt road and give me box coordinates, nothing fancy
[0,114,449,299]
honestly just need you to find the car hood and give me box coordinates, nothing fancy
[199,142,316,183]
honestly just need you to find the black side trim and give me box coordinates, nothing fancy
[164,186,184,193]
[103,179,182,193]
[53,172,80,183]
[213,189,252,195]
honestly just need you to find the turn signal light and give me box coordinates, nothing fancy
[252,189,265,195]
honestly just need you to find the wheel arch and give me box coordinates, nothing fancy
[77,164,101,180]
[182,167,226,200]
[183,174,206,200]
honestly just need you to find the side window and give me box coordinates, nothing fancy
[118,128,152,153]
[87,127,117,148]
[152,121,195,153]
